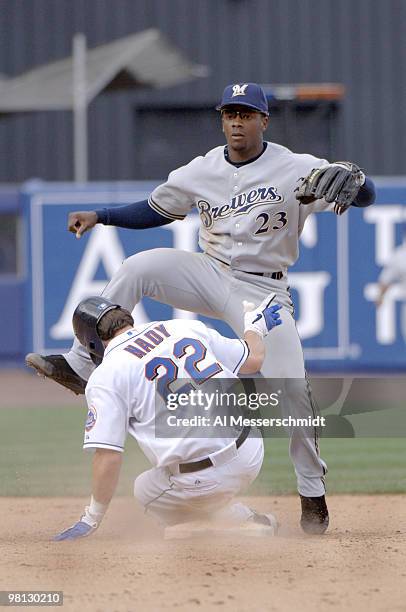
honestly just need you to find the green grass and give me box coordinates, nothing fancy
[1,406,405,496]
[251,438,406,495]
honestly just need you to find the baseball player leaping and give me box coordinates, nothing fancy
[54,294,281,540]
[27,83,376,535]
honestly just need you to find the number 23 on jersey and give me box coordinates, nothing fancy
[254,211,288,235]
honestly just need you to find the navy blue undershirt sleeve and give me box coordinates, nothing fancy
[352,176,376,208]
[95,200,173,229]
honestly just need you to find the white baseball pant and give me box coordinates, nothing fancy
[133,435,264,525]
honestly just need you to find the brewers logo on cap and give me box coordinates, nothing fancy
[232,83,248,97]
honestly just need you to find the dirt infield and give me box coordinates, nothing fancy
[2,370,406,610]
[0,369,84,408]
[1,495,405,612]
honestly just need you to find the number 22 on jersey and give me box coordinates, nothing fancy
[144,337,223,401]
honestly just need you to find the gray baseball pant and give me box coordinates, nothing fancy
[65,249,327,497]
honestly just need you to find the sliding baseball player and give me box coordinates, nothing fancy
[54,293,281,540]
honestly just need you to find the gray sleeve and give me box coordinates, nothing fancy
[148,157,202,220]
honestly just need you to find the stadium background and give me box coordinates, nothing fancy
[1,3,405,611]
[1,0,405,369]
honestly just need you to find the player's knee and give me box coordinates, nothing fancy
[120,248,173,280]
[120,251,151,277]
[133,472,149,505]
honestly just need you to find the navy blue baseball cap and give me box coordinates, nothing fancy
[217,82,269,115]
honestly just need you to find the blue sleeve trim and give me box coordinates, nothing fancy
[95,199,174,229]
[352,176,376,208]
[233,340,250,373]
[83,442,124,452]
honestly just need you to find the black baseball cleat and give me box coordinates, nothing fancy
[300,494,329,535]
[25,353,87,395]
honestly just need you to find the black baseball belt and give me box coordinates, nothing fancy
[178,426,251,474]
[245,270,284,280]
[209,255,283,280]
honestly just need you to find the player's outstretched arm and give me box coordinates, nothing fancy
[54,448,122,541]
[239,293,282,374]
[68,200,173,238]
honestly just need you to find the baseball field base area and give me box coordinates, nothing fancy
[1,371,405,612]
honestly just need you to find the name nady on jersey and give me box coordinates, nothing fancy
[124,323,171,359]
[197,185,283,229]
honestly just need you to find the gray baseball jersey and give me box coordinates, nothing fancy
[148,141,333,273]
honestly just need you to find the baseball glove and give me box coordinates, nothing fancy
[295,161,365,215]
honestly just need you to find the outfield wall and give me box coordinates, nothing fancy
[1,180,406,371]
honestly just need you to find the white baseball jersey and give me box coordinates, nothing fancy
[379,242,406,289]
[148,142,333,273]
[83,320,249,467]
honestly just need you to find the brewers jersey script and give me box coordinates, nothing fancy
[83,319,249,467]
[148,141,333,273]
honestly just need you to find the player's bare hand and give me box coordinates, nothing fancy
[68,211,98,239]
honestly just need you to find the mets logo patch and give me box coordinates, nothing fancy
[85,406,97,432]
